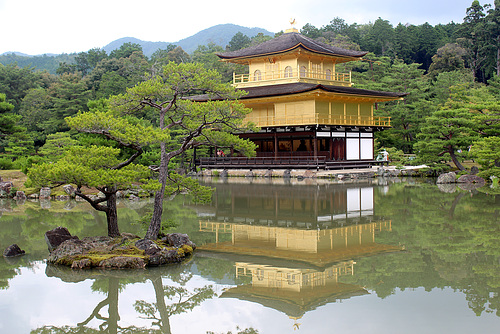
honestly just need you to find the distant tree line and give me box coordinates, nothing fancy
[0,0,499,178]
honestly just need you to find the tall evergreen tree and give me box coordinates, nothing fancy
[110,62,256,240]
[226,32,251,51]
[0,93,19,152]
[457,0,491,82]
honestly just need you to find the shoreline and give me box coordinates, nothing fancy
[196,165,430,179]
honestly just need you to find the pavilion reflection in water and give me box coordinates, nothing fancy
[198,182,402,320]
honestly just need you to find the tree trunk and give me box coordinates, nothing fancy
[106,192,120,237]
[151,277,172,334]
[107,277,120,334]
[449,150,466,171]
[146,142,169,240]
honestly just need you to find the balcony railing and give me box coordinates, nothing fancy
[233,68,351,87]
[245,114,391,128]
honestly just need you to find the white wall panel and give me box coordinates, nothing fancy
[347,188,360,212]
[347,138,360,160]
[360,138,373,159]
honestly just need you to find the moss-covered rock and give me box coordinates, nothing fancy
[46,230,196,269]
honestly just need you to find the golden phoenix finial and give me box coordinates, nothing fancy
[290,18,296,27]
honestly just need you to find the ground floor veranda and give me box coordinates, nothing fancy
[196,126,389,170]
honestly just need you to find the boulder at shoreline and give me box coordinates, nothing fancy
[3,244,25,257]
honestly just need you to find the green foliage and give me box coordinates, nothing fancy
[44,73,91,133]
[414,83,494,170]
[430,70,475,106]
[0,92,35,161]
[471,136,500,178]
[74,48,108,76]
[360,18,395,56]
[37,132,79,162]
[226,32,251,51]
[192,43,243,83]
[67,110,169,148]
[0,64,46,109]
[109,42,144,59]
[0,157,13,170]
[0,92,20,151]
[18,87,53,145]
[428,43,467,78]
[28,145,151,189]
[379,147,414,167]
[415,106,476,170]
[0,53,76,75]
[12,155,42,174]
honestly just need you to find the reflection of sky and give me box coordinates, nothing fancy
[1,263,499,333]
[0,263,100,332]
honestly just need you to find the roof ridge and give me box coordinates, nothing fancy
[217,31,366,60]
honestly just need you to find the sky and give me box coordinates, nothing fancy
[0,0,496,55]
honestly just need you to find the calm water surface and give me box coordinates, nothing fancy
[0,177,499,333]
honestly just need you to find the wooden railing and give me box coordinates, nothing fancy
[197,157,388,170]
[199,156,327,169]
[233,68,351,85]
[245,114,391,127]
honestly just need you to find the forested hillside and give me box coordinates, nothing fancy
[0,0,499,179]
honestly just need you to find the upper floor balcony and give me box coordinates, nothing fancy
[245,113,391,128]
[233,67,352,88]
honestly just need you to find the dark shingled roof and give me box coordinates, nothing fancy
[217,32,367,60]
[189,83,408,102]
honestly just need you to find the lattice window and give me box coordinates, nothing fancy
[299,66,307,77]
[312,63,321,78]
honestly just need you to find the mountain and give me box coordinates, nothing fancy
[175,24,274,54]
[1,51,34,57]
[0,52,76,74]
[102,24,274,56]
[102,37,172,57]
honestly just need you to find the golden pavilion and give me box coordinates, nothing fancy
[195,27,406,169]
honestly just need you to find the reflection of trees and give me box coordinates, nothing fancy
[77,278,121,333]
[195,256,239,282]
[0,256,34,291]
[32,264,216,333]
[340,183,500,316]
[135,277,215,333]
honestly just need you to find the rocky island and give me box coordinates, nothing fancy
[44,227,196,269]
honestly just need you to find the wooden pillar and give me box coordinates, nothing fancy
[313,133,318,159]
[274,132,278,159]
[329,137,334,161]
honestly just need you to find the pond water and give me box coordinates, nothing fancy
[0,177,499,333]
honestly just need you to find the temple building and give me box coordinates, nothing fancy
[195,27,407,169]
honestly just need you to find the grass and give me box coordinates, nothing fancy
[0,170,30,192]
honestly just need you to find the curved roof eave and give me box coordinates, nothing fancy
[217,44,367,61]
[188,83,408,103]
[239,83,408,101]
